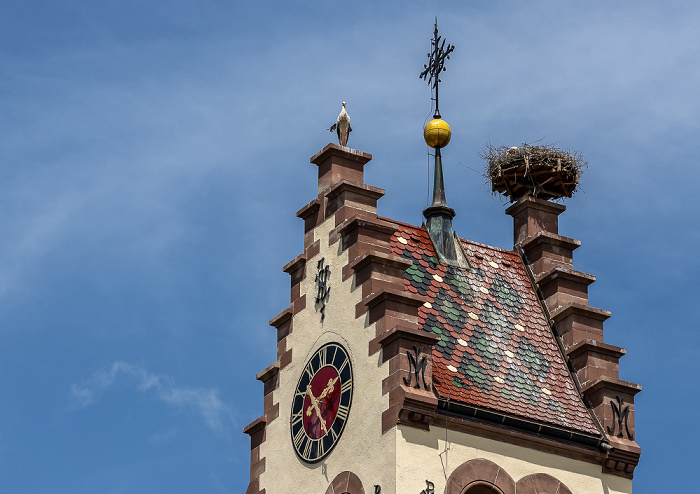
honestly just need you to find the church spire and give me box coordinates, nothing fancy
[420,19,458,263]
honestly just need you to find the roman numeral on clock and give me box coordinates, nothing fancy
[291,410,303,427]
[318,346,327,367]
[305,364,314,381]
[302,436,313,459]
[336,404,349,422]
[337,357,349,375]
[330,423,339,442]
[293,426,306,451]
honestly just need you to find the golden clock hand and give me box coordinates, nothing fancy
[305,385,317,416]
[315,376,339,402]
[305,384,328,434]
[307,376,340,412]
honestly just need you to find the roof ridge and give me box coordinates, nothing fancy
[378,215,517,257]
[459,238,517,256]
[377,215,421,230]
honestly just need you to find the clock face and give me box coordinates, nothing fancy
[290,342,353,463]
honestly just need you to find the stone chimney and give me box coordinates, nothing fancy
[506,196,641,478]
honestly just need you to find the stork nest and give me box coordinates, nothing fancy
[481,142,586,201]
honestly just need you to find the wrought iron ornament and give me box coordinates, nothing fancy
[315,258,331,322]
[403,345,430,390]
[420,480,435,494]
[419,18,455,119]
[607,396,634,440]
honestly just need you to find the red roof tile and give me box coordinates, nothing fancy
[390,222,600,436]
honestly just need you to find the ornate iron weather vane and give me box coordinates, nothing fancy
[420,18,455,119]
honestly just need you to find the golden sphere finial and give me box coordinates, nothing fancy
[424,119,451,148]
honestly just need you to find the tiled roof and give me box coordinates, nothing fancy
[389,221,600,436]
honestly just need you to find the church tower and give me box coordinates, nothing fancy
[244,23,640,494]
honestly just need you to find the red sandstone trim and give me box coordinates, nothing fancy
[255,362,280,384]
[243,416,266,437]
[324,470,366,494]
[312,144,371,197]
[377,325,439,433]
[269,308,292,329]
[602,447,640,479]
[283,253,307,274]
[535,265,596,286]
[334,210,438,435]
[566,339,626,360]
[375,325,440,363]
[297,199,323,238]
[550,302,611,322]
[505,196,566,216]
[359,287,425,321]
[515,472,573,494]
[519,230,581,251]
[346,250,412,276]
[444,458,516,494]
[306,239,321,260]
[310,143,372,165]
[581,376,643,396]
[512,200,642,478]
[246,144,380,494]
[243,415,267,493]
[336,215,398,239]
[326,179,384,201]
[285,253,307,304]
[383,386,437,432]
[292,294,306,315]
[256,361,280,397]
[279,348,292,370]
[296,198,321,221]
[269,307,293,343]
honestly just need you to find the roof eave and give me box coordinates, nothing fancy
[437,398,606,452]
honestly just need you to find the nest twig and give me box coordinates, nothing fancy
[481,142,587,201]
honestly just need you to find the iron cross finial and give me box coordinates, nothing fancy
[419,18,455,119]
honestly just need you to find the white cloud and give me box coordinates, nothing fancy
[148,428,178,444]
[71,361,231,431]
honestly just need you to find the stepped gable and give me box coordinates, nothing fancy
[389,220,600,436]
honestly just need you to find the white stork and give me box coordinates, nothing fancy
[329,102,352,147]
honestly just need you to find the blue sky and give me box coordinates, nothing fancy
[1,1,698,492]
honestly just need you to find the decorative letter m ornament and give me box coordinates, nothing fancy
[607,396,634,440]
[403,346,430,390]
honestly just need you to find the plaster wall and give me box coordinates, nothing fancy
[259,216,396,493]
[396,425,632,494]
